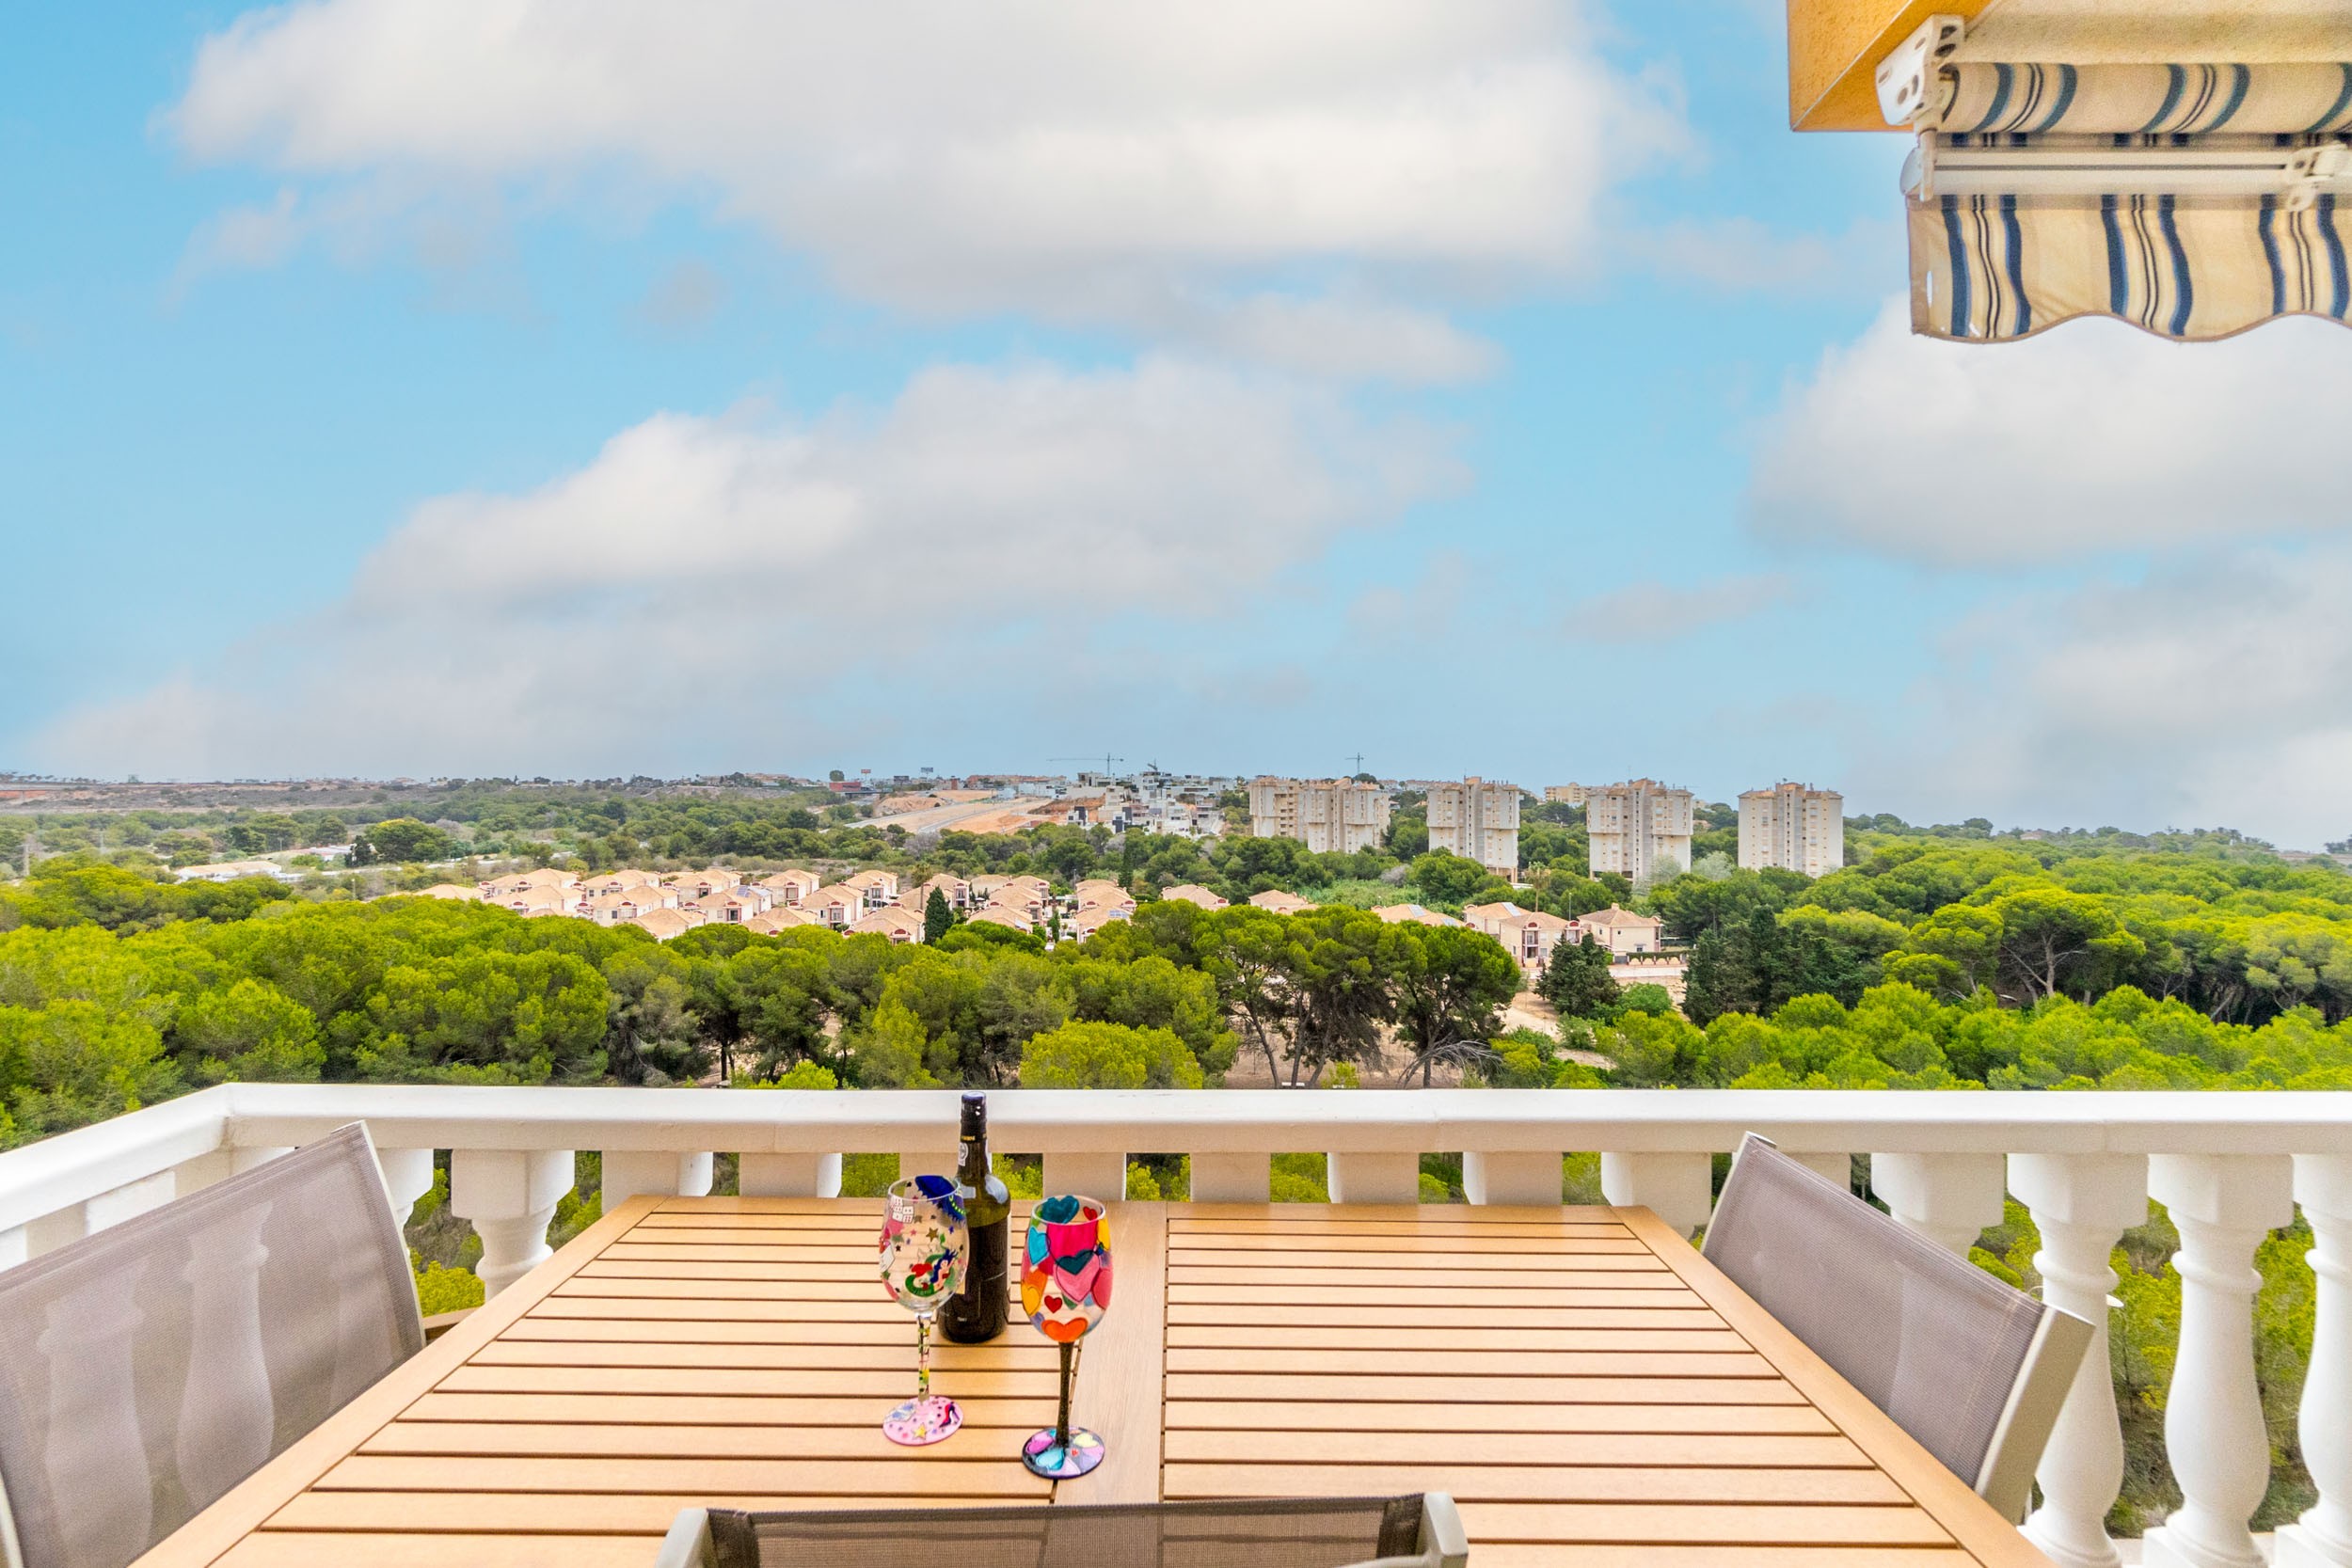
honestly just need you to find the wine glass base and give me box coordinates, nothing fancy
[883,1395,963,1446]
[1021,1426,1105,1479]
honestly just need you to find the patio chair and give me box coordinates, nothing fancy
[0,1123,424,1568]
[1701,1132,2093,1521]
[655,1494,1470,1568]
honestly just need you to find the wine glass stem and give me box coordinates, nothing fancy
[917,1312,931,1402]
[1055,1340,1073,1446]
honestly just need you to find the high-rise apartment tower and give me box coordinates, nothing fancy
[1247,777,1391,855]
[1739,782,1845,879]
[1425,777,1521,879]
[1586,779,1694,887]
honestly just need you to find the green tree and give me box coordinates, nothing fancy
[349,817,458,865]
[1389,924,1520,1075]
[922,887,956,943]
[172,977,325,1083]
[1538,933,1621,1018]
[356,948,609,1084]
[1018,1020,1204,1088]
[1408,852,1489,907]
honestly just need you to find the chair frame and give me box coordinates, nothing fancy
[655,1494,1469,1568]
[1705,1133,2092,1521]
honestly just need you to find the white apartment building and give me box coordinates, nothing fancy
[1739,782,1846,879]
[1248,777,1391,854]
[1586,779,1695,887]
[1424,776,1521,879]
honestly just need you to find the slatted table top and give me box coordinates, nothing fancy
[136,1196,2053,1568]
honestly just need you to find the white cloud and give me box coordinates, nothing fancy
[36,357,1458,778]
[1750,304,2352,565]
[164,0,1683,378]
[1853,546,2352,846]
[1567,572,1795,642]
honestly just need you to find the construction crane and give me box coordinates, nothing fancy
[1051,753,1126,776]
[1347,752,1368,775]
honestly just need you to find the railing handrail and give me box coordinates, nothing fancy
[4,1082,2348,1230]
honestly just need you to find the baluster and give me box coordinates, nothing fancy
[739,1153,843,1198]
[1870,1151,2006,1256]
[1464,1151,1567,1207]
[2280,1152,2352,1568]
[1326,1152,1420,1205]
[450,1149,575,1298]
[41,1264,153,1567]
[600,1150,714,1207]
[1600,1151,1712,1238]
[1041,1152,1125,1199]
[1188,1152,1270,1204]
[2010,1152,2148,1566]
[2143,1153,2295,1568]
[373,1147,436,1228]
[176,1203,277,1504]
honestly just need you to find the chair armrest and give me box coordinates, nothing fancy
[1422,1492,1468,1566]
[654,1507,711,1568]
[420,1308,476,1342]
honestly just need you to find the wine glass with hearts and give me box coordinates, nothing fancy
[878,1173,968,1446]
[1019,1193,1112,1479]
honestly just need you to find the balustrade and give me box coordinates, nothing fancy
[0,1081,2345,1559]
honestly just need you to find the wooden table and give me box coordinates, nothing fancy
[136,1196,2054,1568]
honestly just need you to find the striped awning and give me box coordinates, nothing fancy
[1939,62,2352,136]
[1912,188,2348,341]
[1907,62,2352,341]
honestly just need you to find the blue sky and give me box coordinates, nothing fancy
[5,3,2348,845]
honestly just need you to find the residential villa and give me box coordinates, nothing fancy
[843,869,900,909]
[1248,889,1317,914]
[415,883,481,901]
[626,907,695,942]
[1460,901,1668,973]
[484,868,578,900]
[896,874,970,913]
[799,885,867,927]
[757,868,822,905]
[1460,901,1577,970]
[849,905,926,943]
[1071,878,1136,912]
[583,868,661,898]
[742,907,819,935]
[966,903,1036,934]
[1371,902,1459,927]
[1579,904,1666,956]
[500,885,579,919]
[1159,883,1228,910]
[1067,904,1134,940]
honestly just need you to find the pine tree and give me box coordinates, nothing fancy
[922,887,955,944]
[1538,933,1620,1018]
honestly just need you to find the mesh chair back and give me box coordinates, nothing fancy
[1701,1134,2083,1512]
[0,1123,422,1568]
[704,1496,1429,1568]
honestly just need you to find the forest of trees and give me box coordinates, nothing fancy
[4,811,2346,1530]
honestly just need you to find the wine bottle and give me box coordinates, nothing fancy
[939,1092,1009,1342]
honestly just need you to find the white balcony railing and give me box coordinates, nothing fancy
[0,1084,2345,1568]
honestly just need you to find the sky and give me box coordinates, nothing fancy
[3,2,2347,845]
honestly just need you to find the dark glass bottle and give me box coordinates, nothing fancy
[939,1092,1010,1342]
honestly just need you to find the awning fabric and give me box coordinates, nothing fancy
[1938,62,2352,135]
[1911,189,2348,341]
[1907,61,2352,341]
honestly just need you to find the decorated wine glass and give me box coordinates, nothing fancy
[1020,1193,1113,1479]
[878,1173,969,1446]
